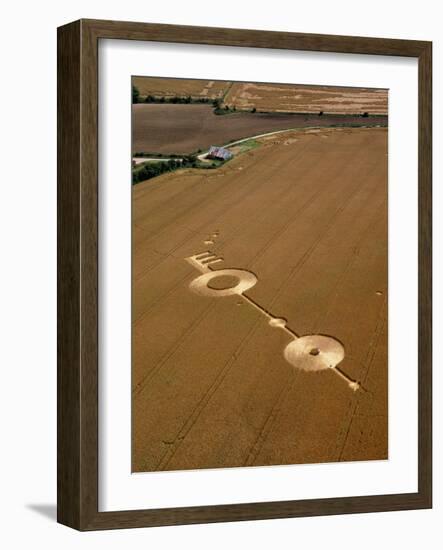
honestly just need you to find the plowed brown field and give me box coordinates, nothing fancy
[132,127,388,473]
[132,104,387,154]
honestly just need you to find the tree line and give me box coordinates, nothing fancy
[132,154,198,184]
[132,85,259,114]
[132,85,217,106]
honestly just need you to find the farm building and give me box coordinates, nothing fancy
[206,145,233,161]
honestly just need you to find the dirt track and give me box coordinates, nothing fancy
[132,127,388,473]
[132,104,387,154]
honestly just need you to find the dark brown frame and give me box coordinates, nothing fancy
[57,18,432,531]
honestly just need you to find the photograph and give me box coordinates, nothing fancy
[0,0,436,541]
[131,76,389,473]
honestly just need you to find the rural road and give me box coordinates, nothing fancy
[133,157,183,165]
[132,103,387,156]
[134,126,322,165]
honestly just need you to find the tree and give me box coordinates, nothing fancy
[132,85,140,104]
[251,107,256,113]
[184,154,197,165]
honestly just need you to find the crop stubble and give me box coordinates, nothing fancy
[224,82,388,115]
[133,77,387,115]
[132,77,230,99]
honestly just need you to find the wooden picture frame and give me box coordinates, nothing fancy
[57,18,432,530]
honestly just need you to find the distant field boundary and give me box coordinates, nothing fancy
[134,94,389,118]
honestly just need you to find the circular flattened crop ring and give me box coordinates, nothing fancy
[189,268,258,297]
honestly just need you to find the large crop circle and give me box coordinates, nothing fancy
[284,335,345,371]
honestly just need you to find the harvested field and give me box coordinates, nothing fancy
[132,126,388,473]
[132,76,230,99]
[224,82,388,115]
[132,103,387,154]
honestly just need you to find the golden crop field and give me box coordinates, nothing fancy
[132,127,388,472]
